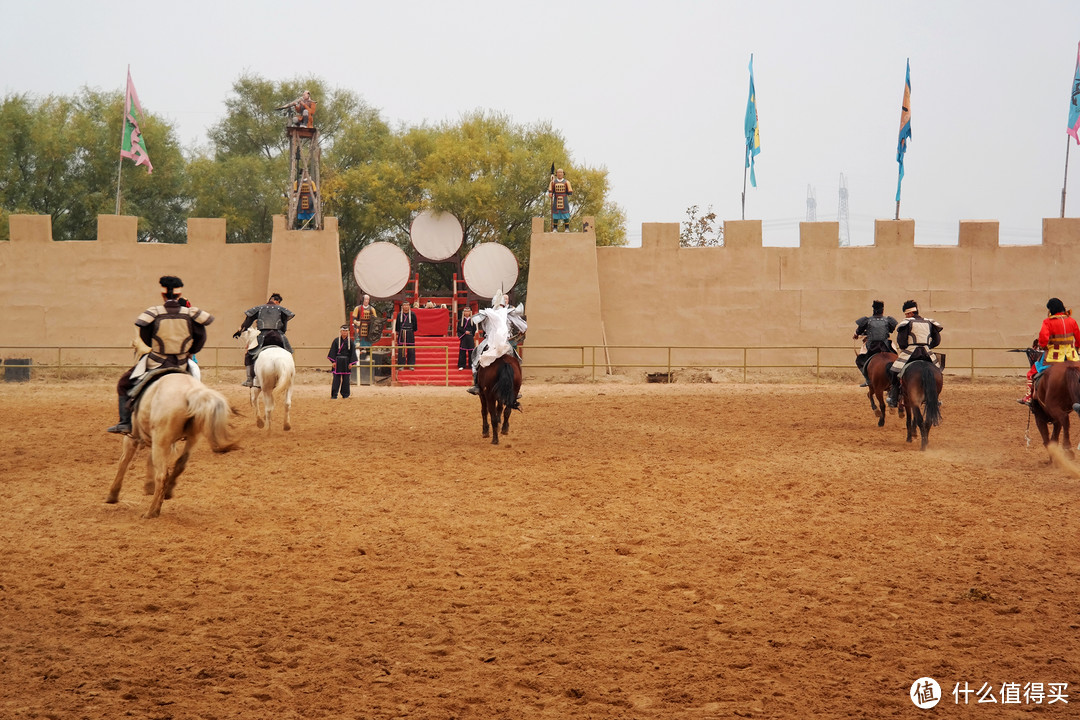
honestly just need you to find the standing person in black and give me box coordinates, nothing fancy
[457,306,477,370]
[396,301,417,369]
[327,325,356,399]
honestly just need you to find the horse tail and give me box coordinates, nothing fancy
[187,385,238,453]
[495,360,517,409]
[920,362,942,427]
[1066,365,1080,416]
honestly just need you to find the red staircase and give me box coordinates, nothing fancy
[396,336,472,386]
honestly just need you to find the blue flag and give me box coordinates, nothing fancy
[744,54,760,188]
[896,60,912,202]
[1068,42,1080,144]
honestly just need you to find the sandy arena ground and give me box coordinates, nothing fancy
[0,374,1078,719]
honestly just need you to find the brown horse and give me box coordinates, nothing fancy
[864,351,904,426]
[900,360,943,450]
[1028,356,1080,458]
[106,373,237,518]
[477,354,522,445]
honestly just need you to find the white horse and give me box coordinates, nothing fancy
[106,373,237,518]
[240,327,295,431]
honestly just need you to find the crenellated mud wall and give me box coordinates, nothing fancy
[524,216,1080,377]
[0,214,345,369]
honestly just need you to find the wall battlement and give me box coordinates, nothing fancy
[524,218,1080,377]
[1,215,344,368]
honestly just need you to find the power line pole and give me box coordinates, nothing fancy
[838,173,850,246]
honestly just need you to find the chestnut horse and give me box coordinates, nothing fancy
[864,351,904,427]
[1023,346,1080,458]
[106,373,237,518]
[477,354,522,445]
[899,360,943,450]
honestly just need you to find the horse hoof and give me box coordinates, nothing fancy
[284,424,291,431]
[256,418,265,428]
[105,495,118,504]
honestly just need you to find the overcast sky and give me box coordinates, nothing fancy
[6,0,1080,247]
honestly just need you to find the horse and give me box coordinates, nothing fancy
[899,360,943,450]
[106,372,237,518]
[240,327,295,431]
[864,351,904,427]
[1019,344,1080,458]
[477,354,522,445]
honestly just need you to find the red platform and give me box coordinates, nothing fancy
[395,336,472,386]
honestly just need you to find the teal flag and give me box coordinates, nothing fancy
[744,54,760,188]
[895,60,911,203]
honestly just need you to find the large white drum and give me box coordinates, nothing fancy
[410,210,463,261]
[352,242,411,298]
[463,243,519,299]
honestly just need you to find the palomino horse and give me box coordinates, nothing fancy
[240,328,295,431]
[864,351,904,427]
[1022,345,1080,458]
[899,360,943,450]
[477,354,522,445]
[106,372,236,518]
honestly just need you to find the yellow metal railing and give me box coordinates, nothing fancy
[0,345,1031,385]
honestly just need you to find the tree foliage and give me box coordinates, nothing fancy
[681,204,723,247]
[3,74,628,304]
[0,89,188,242]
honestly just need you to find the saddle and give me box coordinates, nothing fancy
[899,347,946,378]
[126,366,189,403]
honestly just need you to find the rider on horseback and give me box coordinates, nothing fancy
[232,293,295,387]
[1018,297,1080,405]
[853,300,897,387]
[107,276,214,434]
[886,300,943,408]
[466,292,527,397]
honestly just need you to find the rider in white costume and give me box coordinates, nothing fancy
[466,291,527,396]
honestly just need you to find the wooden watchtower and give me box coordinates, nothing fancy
[286,108,322,230]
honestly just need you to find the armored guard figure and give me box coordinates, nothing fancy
[548,168,573,232]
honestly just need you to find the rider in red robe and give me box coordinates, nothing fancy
[1020,297,1080,405]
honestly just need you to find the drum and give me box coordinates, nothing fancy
[410,210,463,261]
[352,242,411,298]
[462,243,519,299]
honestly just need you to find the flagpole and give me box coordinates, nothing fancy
[1062,136,1071,219]
[741,165,747,221]
[114,65,129,215]
[895,199,900,221]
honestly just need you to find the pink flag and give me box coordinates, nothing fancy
[121,69,153,173]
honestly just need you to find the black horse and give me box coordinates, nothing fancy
[476,354,522,445]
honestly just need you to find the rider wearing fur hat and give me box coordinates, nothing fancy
[853,300,898,387]
[886,300,943,408]
[1018,297,1080,405]
[107,276,214,434]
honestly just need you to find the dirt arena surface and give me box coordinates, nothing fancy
[1,376,1078,719]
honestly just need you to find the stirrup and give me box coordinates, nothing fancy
[466,386,479,395]
[242,380,254,387]
[106,423,132,434]
[1017,397,1031,406]
[858,382,868,388]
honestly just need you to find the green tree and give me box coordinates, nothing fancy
[0,89,188,242]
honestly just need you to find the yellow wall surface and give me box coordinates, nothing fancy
[525,218,1080,377]
[0,215,345,369]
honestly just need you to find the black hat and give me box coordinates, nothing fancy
[872,300,884,314]
[902,299,919,313]
[160,276,183,299]
[1047,297,1066,315]
[340,324,349,330]
[269,293,283,303]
